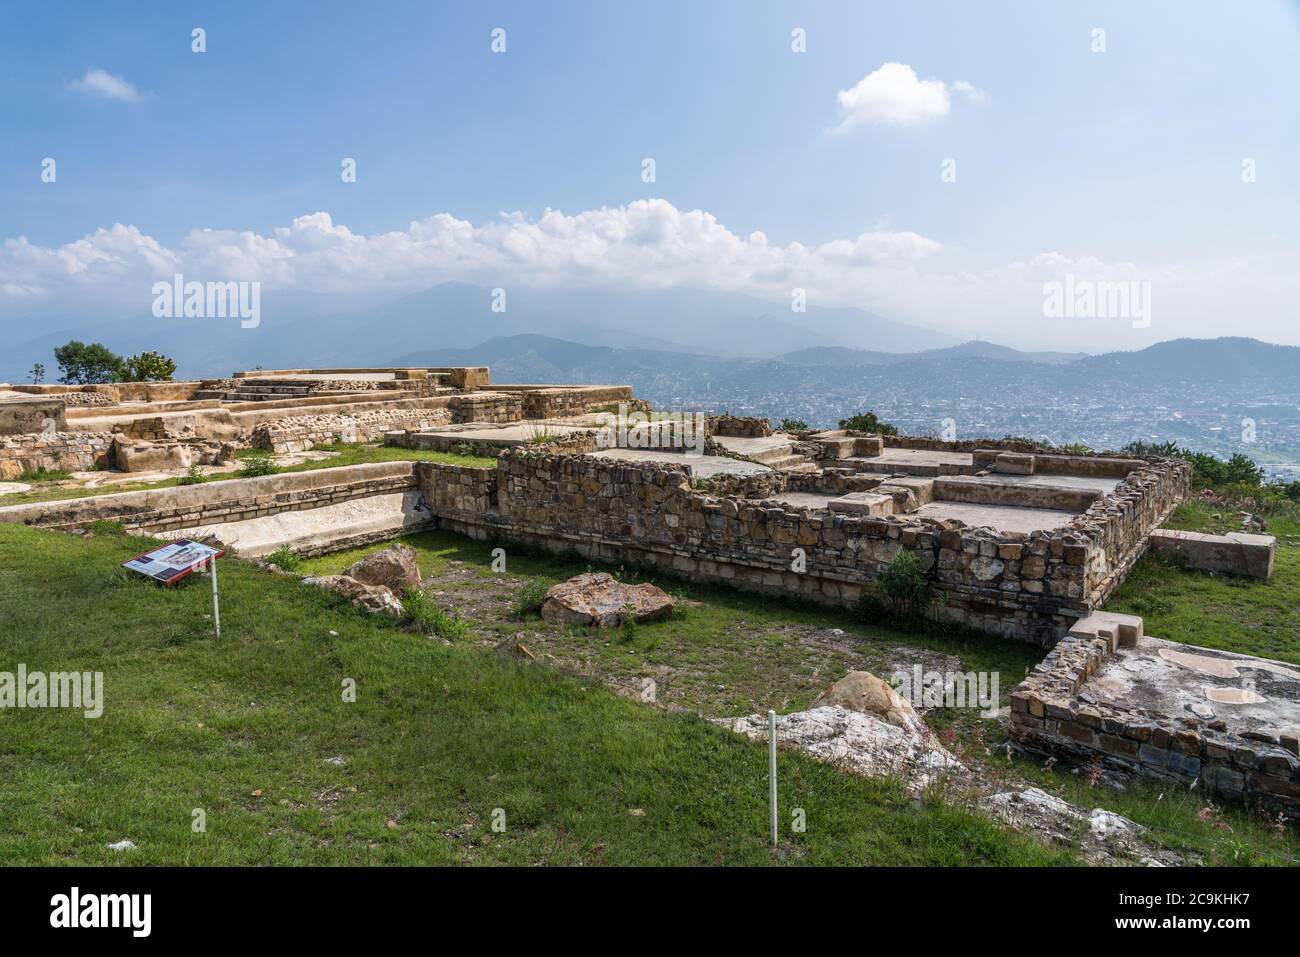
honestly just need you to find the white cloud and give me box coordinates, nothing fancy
[834,63,984,129]
[69,68,141,103]
[1,201,1296,351]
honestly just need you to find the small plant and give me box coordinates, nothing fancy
[238,452,278,477]
[402,587,468,639]
[18,467,73,483]
[524,422,562,445]
[617,604,639,642]
[512,579,552,618]
[875,550,929,622]
[266,544,301,572]
[451,441,476,458]
[177,464,204,486]
[777,417,808,433]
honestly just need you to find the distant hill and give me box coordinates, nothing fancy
[1075,337,1300,381]
[0,280,959,381]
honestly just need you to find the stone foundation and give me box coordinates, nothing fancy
[1010,626,1300,813]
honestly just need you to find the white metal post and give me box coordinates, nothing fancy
[209,557,221,638]
[768,709,778,847]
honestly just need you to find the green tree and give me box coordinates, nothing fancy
[27,363,45,384]
[123,351,177,382]
[838,410,898,435]
[53,341,126,385]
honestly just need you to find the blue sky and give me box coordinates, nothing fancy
[2,0,1299,349]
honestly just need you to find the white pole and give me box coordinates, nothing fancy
[768,709,778,848]
[210,557,221,639]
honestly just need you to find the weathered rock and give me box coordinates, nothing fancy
[980,787,1185,866]
[303,574,404,617]
[810,671,932,741]
[719,705,962,791]
[540,572,674,627]
[113,437,193,472]
[344,543,421,597]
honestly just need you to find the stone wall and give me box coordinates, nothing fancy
[414,461,498,517]
[0,396,66,435]
[448,393,523,424]
[1010,634,1300,813]
[251,408,454,453]
[519,386,635,419]
[708,415,773,438]
[0,431,115,479]
[475,450,1184,642]
[0,462,417,533]
[1148,528,1275,580]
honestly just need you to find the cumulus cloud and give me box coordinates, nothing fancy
[835,63,984,129]
[69,68,141,103]
[0,200,1295,350]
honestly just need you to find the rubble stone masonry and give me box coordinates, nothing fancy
[1011,635,1300,813]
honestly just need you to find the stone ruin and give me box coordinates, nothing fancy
[1,366,1293,810]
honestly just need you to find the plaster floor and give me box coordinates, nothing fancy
[711,433,797,458]
[1088,637,1300,737]
[914,500,1080,533]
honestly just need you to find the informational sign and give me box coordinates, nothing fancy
[121,540,224,586]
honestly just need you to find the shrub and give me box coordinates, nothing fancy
[402,587,468,639]
[238,452,278,478]
[266,545,301,572]
[1120,441,1264,490]
[778,417,809,433]
[512,579,552,618]
[875,550,929,622]
[123,351,177,382]
[176,464,204,486]
[838,410,898,435]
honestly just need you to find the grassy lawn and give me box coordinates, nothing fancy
[0,521,1071,866]
[1105,500,1300,665]
[0,442,497,509]
[298,529,1300,865]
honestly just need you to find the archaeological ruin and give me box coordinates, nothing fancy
[1,365,1294,810]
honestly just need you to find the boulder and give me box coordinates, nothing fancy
[540,572,674,627]
[719,705,962,792]
[113,437,193,472]
[344,543,421,597]
[810,671,932,741]
[303,574,404,617]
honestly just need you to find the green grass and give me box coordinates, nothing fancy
[0,521,1069,866]
[298,529,1300,864]
[1106,500,1300,665]
[0,442,498,508]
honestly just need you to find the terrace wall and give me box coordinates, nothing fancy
[0,431,115,479]
[1011,635,1300,812]
[0,462,416,534]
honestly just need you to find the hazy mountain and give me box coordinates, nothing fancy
[1,280,958,382]
[392,333,1300,469]
[1074,337,1300,382]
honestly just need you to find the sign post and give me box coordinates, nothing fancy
[121,539,225,639]
[209,556,221,639]
[768,709,778,848]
